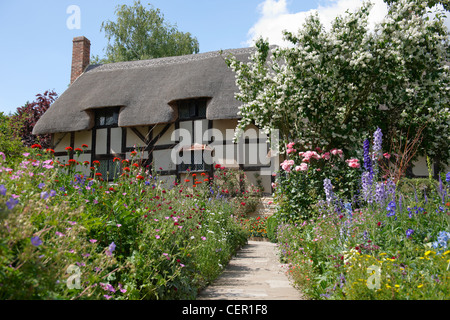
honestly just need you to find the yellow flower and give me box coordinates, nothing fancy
[443,250,450,256]
[386,258,395,261]
[424,250,435,256]
[417,284,423,288]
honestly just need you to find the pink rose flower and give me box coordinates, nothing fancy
[345,158,360,168]
[281,159,295,172]
[295,163,308,171]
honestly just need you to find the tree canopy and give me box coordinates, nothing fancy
[226,0,450,168]
[93,1,199,63]
[384,0,450,11]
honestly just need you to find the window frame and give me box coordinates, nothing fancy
[91,107,123,181]
[94,107,120,129]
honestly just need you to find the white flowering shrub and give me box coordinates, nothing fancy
[226,0,450,165]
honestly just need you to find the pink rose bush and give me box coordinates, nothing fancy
[274,142,362,220]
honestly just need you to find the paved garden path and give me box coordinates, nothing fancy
[196,240,306,300]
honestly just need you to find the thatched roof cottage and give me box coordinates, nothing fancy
[33,37,274,192]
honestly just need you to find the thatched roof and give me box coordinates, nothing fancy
[33,47,256,135]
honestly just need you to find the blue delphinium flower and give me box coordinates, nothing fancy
[363,139,373,179]
[372,127,383,159]
[323,178,334,206]
[375,182,386,205]
[386,201,396,218]
[361,172,373,204]
[446,172,450,183]
[431,231,450,254]
[386,179,396,201]
[343,202,352,217]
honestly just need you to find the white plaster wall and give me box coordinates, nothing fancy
[126,126,148,148]
[53,133,71,152]
[154,124,175,145]
[110,127,122,154]
[95,129,107,155]
[410,156,450,176]
[74,131,91,149]
[153,149,176,171]
[212,119,238,142]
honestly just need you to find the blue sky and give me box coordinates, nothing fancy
[0,0,447,115]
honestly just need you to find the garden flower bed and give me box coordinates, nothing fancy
[271,129,450,300]
[0,147,253,300]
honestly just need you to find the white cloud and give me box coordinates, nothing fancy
[246,0,448,47]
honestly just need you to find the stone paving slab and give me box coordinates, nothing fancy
[197,240,305,300]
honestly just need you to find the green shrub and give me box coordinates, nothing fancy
[266,215,279,243]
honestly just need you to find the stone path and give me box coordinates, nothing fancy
[196,240,306,300]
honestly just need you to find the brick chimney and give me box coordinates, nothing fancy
[70,36,91,85]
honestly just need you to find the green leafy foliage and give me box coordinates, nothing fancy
[226,0,450,166]
[0,146,250,300]
[93,0,199,63]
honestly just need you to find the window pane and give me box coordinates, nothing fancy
[179,105,190,119]
[198,104,206,118]
[95,108,119,127]
[97,159,121,181]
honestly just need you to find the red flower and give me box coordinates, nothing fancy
[214,164,221,169]
[65,146,73,151]
[113,157,121,162]
[241,202,246,206]
[92,160,100,166]
[95,172,102,177]
[109,187,116,192]
[123,167,131,172]
[45,148,55,153]
[136,175,144,180]
[83,161,90,166]
[377,221,382,227]
[132,163,139,168]
[184,179,190,182]
[130,151,138,157]
[74,148,83,152]
[31,144,42,149]
[81,144,88,148]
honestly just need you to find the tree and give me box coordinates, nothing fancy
[384,0,450,11]
[93,1,200,63]
[11,90,58,149]
[226,0,450,167]
[0,112,25,160]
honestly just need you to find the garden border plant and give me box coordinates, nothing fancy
[0,144,258,300]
